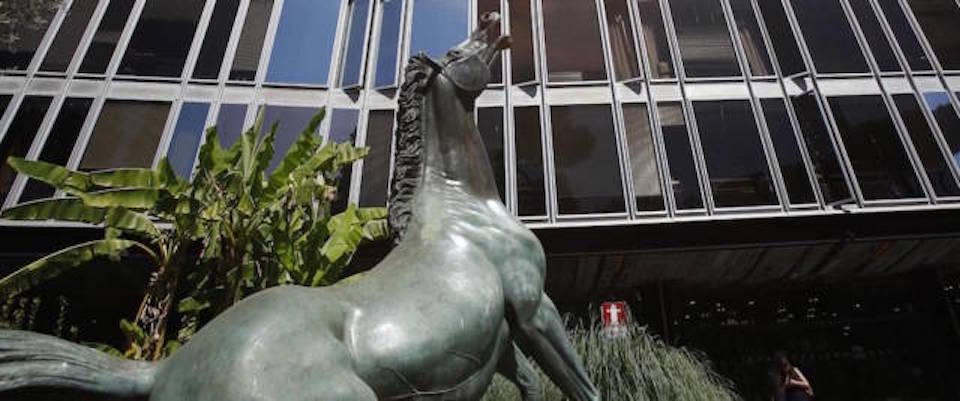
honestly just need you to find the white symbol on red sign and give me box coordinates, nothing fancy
[601,301,628,328]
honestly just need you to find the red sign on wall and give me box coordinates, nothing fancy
[601,301,628,328]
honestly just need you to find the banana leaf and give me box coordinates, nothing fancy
[6,157,91,194]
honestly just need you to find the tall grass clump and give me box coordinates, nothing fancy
[484,322,742,401]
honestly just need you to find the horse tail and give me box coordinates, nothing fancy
[0,330,156,396]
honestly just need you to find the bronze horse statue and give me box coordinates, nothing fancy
[0,13,599,401]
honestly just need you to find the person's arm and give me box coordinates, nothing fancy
[787,368,812,390]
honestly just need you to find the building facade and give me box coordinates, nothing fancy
[1,0,960,399]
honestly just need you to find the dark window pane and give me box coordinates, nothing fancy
[20,98,92,202]
[329,109,360,213]
[638,0,676,79]
[167,102,210,178]
[669,0,742,77]
[478,107,505,201]
[478,0,503,84]
[622,104,664,211]
[924,92,960,168]
[0,97,52,204]
[41,0,98,72]
[658,102,703,209]
[0,6,57,70]
[259,105,319,171]
[790,0,869,73]
[542,0,608,82]
[118,0,205,77]
[828,95,923,199]
[193,0,240,79]
[551,105,625,214]
[893,94,960,196]
[760,97,816,204]
[359,110,394,207]
[604,0,642,81]
[877,0,931,71]
[374,0,404,87]
[230,0,274,81]
[410,0,468,58]
[79,0,136,74]
[906,0,960,70]
[215,104,247,147]
[266,0,340,84]
[515,106,546,216]
[730,0,775,76]
[509,0,537,83]
[340,0,372,87]
[80,100,170,171]
[694,100,778,206]
[849,0,901,72]
[790,93,850,203]
[756,0,806,75]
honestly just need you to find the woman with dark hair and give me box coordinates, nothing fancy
[776,352,814,401]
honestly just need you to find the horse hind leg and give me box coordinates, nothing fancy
[495,342,542,401]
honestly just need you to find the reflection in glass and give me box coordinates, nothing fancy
[756,0,806,75]
[791,94,850,203]
[0,97,52,204]
[906,0,960,70]
[216,104,247,147]
[659,102,703,210]
[877,0,931,71]
[542,0,608,82]
[509,0,537,83]
[694,100,778,206]
[410,0,468,58]
[193,0,241,79]
[20,98,92,202]
[849,0,900,72]
[790,0,869,73]
[340,0,372,87]
[260,105,320,171]
[638,0,676,79]
[550,105,625,214]
[167,103,210,178]
[374,0,404,87]
[622,104,664,211]
[828,95,923,199]
[267,0,340,84]
[329,109,360,213]
[515,107,546,216]
[230,0,274,81]
[118,0,205,77]
[760,98,816,204]
[359,110,394,207]
[41,0,98,72]
[604,0,642,81]
[478,0,503,84]
[668,0,742,77]
[893,94,960,196]
[924,92,960,167]
[80,100,170,171]
[478,107,506,201]
[729,0,775,76]
[0,6,57,70]
[79,0,135,74]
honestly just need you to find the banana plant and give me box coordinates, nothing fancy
[0,108,388,360]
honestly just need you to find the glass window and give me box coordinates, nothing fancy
[906,0,960,70]
[924,92,960,167]
[118,0,205,77]
[260,105,320,171]
[622,104,664,211]
[329,109,360,213]
[0,96,52,204]
[668,0,742,77]
[40,0,99,72]
[515,106,546,216]
[478,0,504,84]
[790,93,850,203]
[790,0,869,73]
[604,0,642,81]
[229,0,274,81]
[215,104,247,147]
[359,110,394,207]
[193,0,241,80]
[374,0,404,88]
[340,0,372,88]
[478,107,506,201]
[658,102,703,210]
[849,0,901,72]
[729,0,775,76]
[20,98,93,203]
[756,0,806,75]
[542,0,608,82]
[638,0,676,79]
[893,94,960,196]
[0,6,57,70]
[410,0,469,58]
[266,0,340,85]
[693,100,778,207]
[877,0,931,71]
[827,95,923,199]
[509,0,537,83]
[80,100,170,171]
[79,0,136,74]
[551,105,626,214]
[166,103,210,179]
[760,98,817,204]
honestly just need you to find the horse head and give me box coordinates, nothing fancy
[422,11,511,95]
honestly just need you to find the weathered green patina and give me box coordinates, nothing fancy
[0,13,599,401]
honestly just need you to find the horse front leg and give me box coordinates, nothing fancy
[496,342,542,401]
